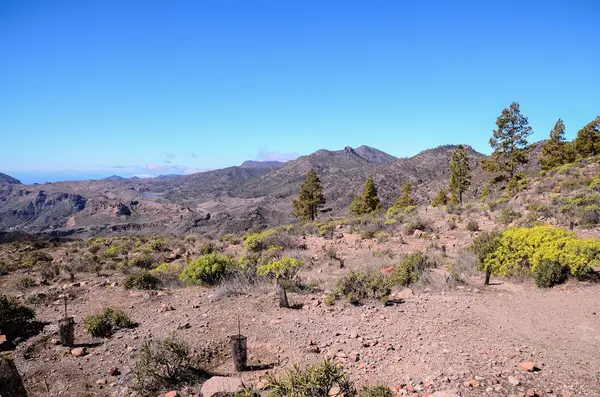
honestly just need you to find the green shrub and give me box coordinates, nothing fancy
[244,229,279,252]
[199,242,216,255]
[483,226,600,282]
[499,208,520,225]
[389,252,434,286]
[329,269,391,305]
[403,217,433,235]
[124,271,162,290]
[149,239,169,252]
[0,294,35,328]
[466,220,479,232]
[134,333,197,395]
[129,254,156,269]
[179,253,236,286]
[256,257,304,282]
[21,250,53,267]
[361,385,394,397]
[470,231,502,273]
[265,360,357,397]
[84,308,134,338]
[103,245,123,259]
[220,234,242,245]
[533,259,567,288]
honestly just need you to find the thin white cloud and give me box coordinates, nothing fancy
[256,148,300,162]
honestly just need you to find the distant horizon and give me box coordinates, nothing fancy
[2,140,509,184]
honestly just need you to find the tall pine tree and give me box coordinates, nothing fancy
[540,119,576,170]
[292,169,325,221]
[482,102,532,179]
[574,116,600,158]
[448,145,471,204]
[350,176,381,215]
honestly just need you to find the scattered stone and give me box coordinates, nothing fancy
[429,391,461,397]
[96,379,107,385]
[165,391,178,397]
[177,322,191,330]
[71,347,86,357]
[200,376,244,397]
[161,304,175,312]
[519,361,538,372]
[508,376,520,386]
[306,345,320,353]
[527,388,541,396]
[109,367,121,376]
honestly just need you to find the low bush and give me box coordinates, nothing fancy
[199,242,216,255]
[149,239,169,252]
[0,294,35,329]
[329,269,391,305]
[389,252,434,286]
[499,208,520,225]
[533,259,567,288]
[84,307,134,338]
[466,220,479,232]
[124,271,162,290]
[179,253,236,286]
[151,263,183,286]
[15,277,36,293]
[244,229,279,252]
[361,385,394,397]
[403,217,433,235]
[265,359,357,397]
[480,226,600,285]
[134,333,201,395]
[129,254,156,269]
[103,245,123,259]
[21,251,53,267]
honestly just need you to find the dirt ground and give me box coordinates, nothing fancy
[9,271,600,397]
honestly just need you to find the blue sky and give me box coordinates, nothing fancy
[1,0,599,184]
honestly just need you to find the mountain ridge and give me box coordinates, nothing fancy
[0,144,540,236]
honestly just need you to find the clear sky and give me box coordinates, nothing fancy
[1,0,599,184]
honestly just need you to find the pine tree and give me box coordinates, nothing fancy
[431,188,448,207]
[482,102,532,179]
[574,116,600,158]
[394,181,417,209]
[448,145,471,204]
[350,176,381,215]
[540,119,577,170]
[292,169,325,221]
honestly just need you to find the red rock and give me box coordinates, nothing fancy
[306,345,320,353]
[380,266,394,274]
[0,335,12,352]
[518,361,538,372]
[526,388,541,396]
[469,379,480,388]
[406,384,415,393]
[165,391,178,397]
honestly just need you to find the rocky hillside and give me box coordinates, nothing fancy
[0,144,543,236]
[0,172,21,185]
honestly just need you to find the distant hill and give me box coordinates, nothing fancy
[240,160,285,169]
[0,172,21,185]
[103,175,125,181]
[0,143,544,236]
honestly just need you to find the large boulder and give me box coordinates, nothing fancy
[201,376,245,397]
